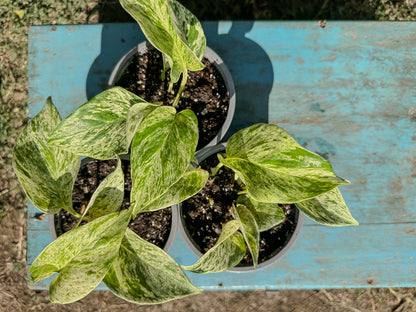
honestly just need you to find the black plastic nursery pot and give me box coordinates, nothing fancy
[108,41,236,150]
[49,156,178,252]
[177,143,304,272]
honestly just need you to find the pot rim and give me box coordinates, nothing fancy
[48,155,178,253]
[177,143,305,272]
[107,41,236,150]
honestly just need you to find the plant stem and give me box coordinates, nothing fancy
[210,162,224,176]
[172,71,188,107]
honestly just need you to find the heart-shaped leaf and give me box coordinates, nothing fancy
[237,195,286,231]
[12,97,80,215]
[296,188,358,226]
[140,168,208,213]
[30,210,131,304]
[126,102,160,146]
[182,220,246,273]
[130,107,198,212]
[49,87,147,160]
[232,205,260,268]
[104,229,201,304]
[79,156,125,222]
[120,0,205,84]
[219,123,349,203]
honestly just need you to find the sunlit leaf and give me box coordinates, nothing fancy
[12,97,80,215]
[126,102,160,146]
[120,0,205,84]
[296,188,358,226]
[232,205,259,268]
[131,107,198,212]
[219,124,349,203]
[182,220,246,273]
[30,210,131,304]
[140,168,208,213]
[237,195,285,231]
[104,229,201,304]
[79,156,125,222]
[49,87,147,159]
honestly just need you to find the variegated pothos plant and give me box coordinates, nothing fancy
[119,0,206,107]
[183,124,358,273]
[13,88,358,303]
[13,87,209,304]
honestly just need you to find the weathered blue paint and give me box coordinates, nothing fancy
[28,22,416,290]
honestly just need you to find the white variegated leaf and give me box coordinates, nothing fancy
[104,229,201,304]
[49,87,147,160]
[296,188,358,226]
[126,102,160,146]
[220,124,349,203]
[237,195,286,232]
[30,210,131,304]
[182,220,246,273]
[232,205,260,268]
[12,97,80,215]
[131,107,198,212]
[140,169,208,213]
[120,0,205,84]
[79,156,125,222]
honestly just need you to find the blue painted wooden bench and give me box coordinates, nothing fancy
[27,21,416,290]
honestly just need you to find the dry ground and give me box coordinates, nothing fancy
[1,0,416,311]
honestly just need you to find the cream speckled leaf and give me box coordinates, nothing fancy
[232,205,259,268]
[80,156,124,221]
[139,169,208,213]
[182,220,246,273]
[126,102,160,146]
[104,229,201,304]
[30,210,131,304]
[49,87,145,160]
[296,188,358,226]
[237,195,285,232]
[220,124,349,203]
[131,107,198,211]
[120,0,205,84]
[12,97,80,215]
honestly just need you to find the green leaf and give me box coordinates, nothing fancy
[30,210,131,304]
[126,102,160,146]
[131,107,198,212]
[79,156,125,222]
[296,188,359,226]
[220,123,349,203]
[104,229,201,304]
[120,0,205,84]
[182,220,246,273]
[237,195,286,231]
[232,205,259,268]
[49,87,147,160]
[12,97,80,215]
[140,168,208,213]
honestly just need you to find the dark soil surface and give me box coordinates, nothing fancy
[181,152,299,267]
[55,158,172,248]
[115,49,230,149]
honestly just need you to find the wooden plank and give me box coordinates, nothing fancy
[27,22,416,290]
[27,223,416,290]
[177,223,416,290]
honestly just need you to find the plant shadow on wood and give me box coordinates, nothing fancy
[86,20,274,135]
[86,0,377,132]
